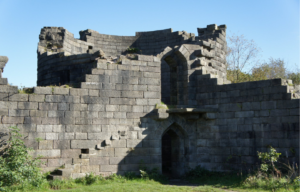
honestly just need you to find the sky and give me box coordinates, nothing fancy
[0,0,299,88]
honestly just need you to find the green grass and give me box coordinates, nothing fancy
[17,179,234,192]
[3,167,299,192]
[4,173,300,192]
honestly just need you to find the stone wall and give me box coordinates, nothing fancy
[0,24,298,179]
[37,25,227,88]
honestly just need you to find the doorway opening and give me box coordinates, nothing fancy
[161,123,188,178]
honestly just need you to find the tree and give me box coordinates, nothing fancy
[226,34,261,83]
[251,58,287,81]
[287,72,300,85]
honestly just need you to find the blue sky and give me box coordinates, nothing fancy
[0,0,299,87]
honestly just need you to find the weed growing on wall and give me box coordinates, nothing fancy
[0,126,45,189]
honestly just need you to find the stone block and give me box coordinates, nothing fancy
[110,98,135,105]
[242,102,260,111]
[24,117,41,124]
[121,91,143,98]
[110,157,124,164]
[136,99,147,105]
[0,93,8,101]
[53,87,69,95]
[80,111,98,118]
[39,140,53,149]
[70,103,88,111]
[18,102,38,110]
[2,116,24,124]
[29,95,45,102]
[75,132,87,139]
[39,103,57,110]
[58,103,69,110]
[113,112,126,119]
[81,96,109,104]
[59,133,75,140]
[81,165,100,173]
[99,90,120,97]
[64,111,80,118]
[89,89,99,96]
[8,94,28,101]
[41,117,59,125]
[290,108,300,116]
[276,100,299,109]
[132,106,144,113]
[255,110,270,117]
[28,132,45,140]
[24,139,38,150]
[31,149,60,158]
[128,131,137,139]
[106,105,119,112]
[70,88,88,96]
[61,149,81,158]
[0,101,17,109]
[48,110,64,117]
[54,140,71,150]
[115,148,130,157]
[261,101,276,110]
[97,148,114,157]
[127,139,142,148]
[100,165,118,172]
[71,140,98,149]
[235,111,254,118]
[29,110,47,117]
[17,124,36,132]
[111,140,126,148]
[122,77,138,84]
[37,125,53,132]
[90,157,109,165]
[270,109,289,116]
[9,109,29,117]
[72,173,86,179]
[34,87,52,94]
[219,103,242,112]
[48,158,72,167]
[46,133,58,140]
[124,156,151,164]
[88,132,111,140]
[144,91,160,98]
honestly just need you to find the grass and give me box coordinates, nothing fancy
[4,169,299,192]
[12,178,233,192]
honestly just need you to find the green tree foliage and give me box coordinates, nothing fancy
[287,72,300,85]
[227,69,252,83]
[0,126,45,188]
[252,58,287,80]
[257,147,281,174]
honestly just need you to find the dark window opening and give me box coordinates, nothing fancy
[60,70,70,85]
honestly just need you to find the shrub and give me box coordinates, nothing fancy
[0,126,45,189]
[126,47,140,53]
[75,173,99,185]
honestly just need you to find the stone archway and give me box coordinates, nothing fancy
[161,123,189,178]
[159,46,189,106]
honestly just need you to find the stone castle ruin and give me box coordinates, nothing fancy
[0,24,299,179]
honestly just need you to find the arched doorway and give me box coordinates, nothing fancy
[161,123,189,178]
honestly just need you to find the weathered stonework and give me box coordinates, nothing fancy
[0,24,299,179]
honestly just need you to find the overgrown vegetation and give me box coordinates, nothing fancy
[126,47,140,53]
[227,58,300,84]
[18,86,34,94]
[0,126,45,190]
[227,34,300,84]
[186,147,299,192]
